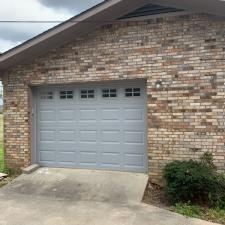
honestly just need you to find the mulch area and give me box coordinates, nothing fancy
[142,181,225,225]
[142,181,170,209]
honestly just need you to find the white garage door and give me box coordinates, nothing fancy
[36,81,148,173]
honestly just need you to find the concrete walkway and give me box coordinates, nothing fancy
[0,168,221,225]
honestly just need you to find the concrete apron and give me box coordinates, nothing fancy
[0,168,220,225]
[1,168,149,203]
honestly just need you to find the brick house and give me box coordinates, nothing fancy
[0,0,225,184]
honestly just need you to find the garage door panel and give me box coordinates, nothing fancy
[123,145,147,153]
[100,151,121,163]
[36,82,148,173]
[123,108,144,122]
[124,120,145,126]
[99,146,122,154]
[79,109,98,121]
[101,130,121,144]
[78,143,99,148]
[38,124,58,131]
[38,143,56,150]
[58,109,76,121]
[58,152,76,164]
[58,162,76,167]
[124,131,144,144]
[79,130,98,144]
[39,151,55,162]
[57,144,78,151]
[101,108,121,121]
[39,131,55,141]
[38,123,57,128]
[39,110,56,122]
[55,121,77,125]
[58,130,76,142]
[124,153,145,167]
[79,151,98,166]
[98,122,122,128]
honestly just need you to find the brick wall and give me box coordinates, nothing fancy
[2,13,225,184]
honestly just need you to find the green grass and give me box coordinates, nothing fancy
[0,114,4,171]
[0,146,3,170]
[0,113,20,183]
[172,203,225,225]
[0,147,4,172]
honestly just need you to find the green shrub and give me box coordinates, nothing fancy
[164,153,225,209]
[214,174,225,209]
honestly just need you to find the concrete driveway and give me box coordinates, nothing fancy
[0,168,220,225]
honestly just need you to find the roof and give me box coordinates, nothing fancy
[0,0,225,72]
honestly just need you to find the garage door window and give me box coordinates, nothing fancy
[125,88,141,97]
[60,91,74,99]
[40,91,53,100]
[102,89,117,98]
[81,90,95,99]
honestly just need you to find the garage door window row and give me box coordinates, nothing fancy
[40,88,141,100]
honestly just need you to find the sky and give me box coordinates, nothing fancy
[0,0,103,105]
[0,0,103,53]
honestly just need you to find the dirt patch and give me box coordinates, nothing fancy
[0,173,20,188]
[142,181,169,209]
[0,176,16,188]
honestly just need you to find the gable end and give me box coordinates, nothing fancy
[120,3,184,19]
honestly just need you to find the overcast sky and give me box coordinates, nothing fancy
[0,0,103,53]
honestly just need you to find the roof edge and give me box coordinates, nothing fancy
[0,0,123,62]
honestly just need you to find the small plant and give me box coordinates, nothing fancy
[172,202,201,218]
[200,152,216,170]
[1,167,21,176]
[164,153,225,209]
[204,207,225,224]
